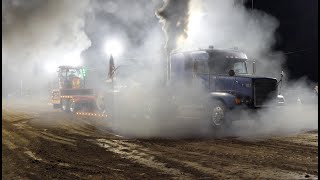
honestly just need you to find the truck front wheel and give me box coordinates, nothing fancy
[209,100,231,130]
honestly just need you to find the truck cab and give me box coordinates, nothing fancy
[170,47,284,128]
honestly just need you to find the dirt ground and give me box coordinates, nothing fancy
[2,100,318,180]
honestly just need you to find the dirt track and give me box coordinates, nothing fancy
[2,100,318,179]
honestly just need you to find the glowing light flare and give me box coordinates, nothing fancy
[187,11,204,37]
[63,51,82,66]
[104,39,124,57]
[177,35,187,48]
[45,61,58,73]
[178,1,205,47]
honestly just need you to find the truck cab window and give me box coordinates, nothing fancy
[233,61,248,74]
[209,58,228,75]
[194,60,209,74]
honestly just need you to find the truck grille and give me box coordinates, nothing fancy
[253,79,277,107]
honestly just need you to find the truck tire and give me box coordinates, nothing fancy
[61,99,70,112]
[208,100,231,130]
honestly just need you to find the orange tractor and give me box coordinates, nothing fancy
[51,66,97,113]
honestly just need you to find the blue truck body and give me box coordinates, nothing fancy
[169,47,284,110]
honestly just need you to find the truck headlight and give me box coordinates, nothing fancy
[277,94,285,104]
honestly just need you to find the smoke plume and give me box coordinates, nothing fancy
[156,0,191,54]
[2,0,91,71]
[3,0,317,140]
[2,0,91,97]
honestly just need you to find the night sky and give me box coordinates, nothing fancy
[246,0,318,82]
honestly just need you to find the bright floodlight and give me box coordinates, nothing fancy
[66,58,82,66]
[64,52,82,66]
[45,61,58,73]
[104,39,123,57]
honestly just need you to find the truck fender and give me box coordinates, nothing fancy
[209,92,237,109]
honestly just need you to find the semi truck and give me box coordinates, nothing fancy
[167,47,285,128]
[100,46,285,129]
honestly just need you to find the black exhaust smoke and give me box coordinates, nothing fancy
[156,0,190,54]
[156,0,190,80]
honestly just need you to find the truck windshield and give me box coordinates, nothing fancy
[230,61,248,74]
[209,59,248,75]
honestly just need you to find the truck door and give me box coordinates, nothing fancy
[210,75,221,91]
[189,52,211,90]
[208,57,228,92]
[193,59,210,89]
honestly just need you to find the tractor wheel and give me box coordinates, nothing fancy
[70,101,80,113]
[96,95,107,113]
[53,104,61,109]
[61,99,70,112]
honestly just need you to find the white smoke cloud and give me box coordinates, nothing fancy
[3,0,317,139]
[2,0,92,96]
[106,0,317,138]
[179,0,285,78]
[2,0,91,69]
[228,78,318,139]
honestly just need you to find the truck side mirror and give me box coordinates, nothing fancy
[278,70,284,95]
[228,69,235,76]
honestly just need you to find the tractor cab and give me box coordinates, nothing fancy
[58,66,87,89]
[52,66,95,112]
